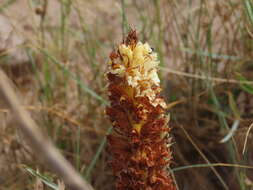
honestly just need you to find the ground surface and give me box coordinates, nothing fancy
[0,0,253,190]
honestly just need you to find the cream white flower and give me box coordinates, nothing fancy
[109,41,163,108]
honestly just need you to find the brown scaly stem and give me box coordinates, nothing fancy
[106,30,175,190]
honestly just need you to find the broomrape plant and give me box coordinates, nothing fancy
[106,30,175,190]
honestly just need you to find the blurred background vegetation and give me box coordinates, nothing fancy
[0,0,253,189]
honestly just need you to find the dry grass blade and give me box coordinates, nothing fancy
[58,180,66,190]
[0,106,104,134]
[160,67,253,85]
[179,125,229,190]
[34,178,44,190]
[0,70,94,190]
[242,122,253,155]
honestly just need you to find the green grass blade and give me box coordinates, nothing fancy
[244,0,253,26]
[84,126,112,181]
[0,0,16,12]
[38,48,108,105]
[23,165,58,190]
[238,74,253,95]
[75,126,81,171]
[171,163,253,172]
[121,0,130,38]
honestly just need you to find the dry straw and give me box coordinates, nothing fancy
[106,30,175,190]
[0,70,93,190]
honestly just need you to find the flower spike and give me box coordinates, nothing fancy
[106,30,175,190]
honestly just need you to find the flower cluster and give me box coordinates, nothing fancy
[106,30,175,190]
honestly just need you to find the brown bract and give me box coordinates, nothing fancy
[106,30,175,190]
